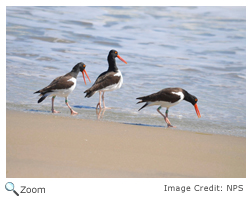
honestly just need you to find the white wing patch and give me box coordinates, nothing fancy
[171,91,184,100]
[67,77,76,84]
[114,71,122,77]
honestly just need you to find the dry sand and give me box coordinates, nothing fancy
[6,109,245,178]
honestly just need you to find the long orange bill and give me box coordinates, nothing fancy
[82,70,91,85]
[82,71,87,85]
[194,103,201,118]
[117,55,127,64]
[84,69,91,83]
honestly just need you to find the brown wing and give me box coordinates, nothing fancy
[35,75,74,95]
[85,71,120,93]
[137,88,183,103]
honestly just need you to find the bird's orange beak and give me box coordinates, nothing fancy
[194,103,201,118]
[117,55,127,64]
[82,69,91,85]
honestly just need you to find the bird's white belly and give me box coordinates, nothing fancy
[101,70,123,92]
[49,78,76,98]
[148,100,182,108]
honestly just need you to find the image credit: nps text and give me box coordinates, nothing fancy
[164,184,243,193]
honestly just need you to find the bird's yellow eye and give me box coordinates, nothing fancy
[115,51,117,54]
[83,64,86,67]
[195,99,197,102]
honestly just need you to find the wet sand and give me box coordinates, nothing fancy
[6,109,245,178]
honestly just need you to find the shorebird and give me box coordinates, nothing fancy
[84,49,127,109]
[137,87,201,127]
[34,62,91,115]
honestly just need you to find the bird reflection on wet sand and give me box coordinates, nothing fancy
[96,108,107,120]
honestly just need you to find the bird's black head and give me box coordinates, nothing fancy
[71,62,91,85]
[183,89,201,118]
[72,62,86,72]
[190,95,198,105]
[108,49,119,58]
[185,92,198,106]
[107,49,127,71]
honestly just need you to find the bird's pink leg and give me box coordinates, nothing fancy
[65,98,78,115]
[52,96,60,113]
[96,91,102,109]
[157,106,175,128]
[102,92,111,109]
[165,108,176,128]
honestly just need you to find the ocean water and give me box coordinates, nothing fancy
[6,6,246,137]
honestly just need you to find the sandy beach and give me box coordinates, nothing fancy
[6,109,245,178]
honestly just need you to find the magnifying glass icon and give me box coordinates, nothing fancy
[5,182,19,196]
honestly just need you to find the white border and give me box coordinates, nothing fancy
[2,1,251,200]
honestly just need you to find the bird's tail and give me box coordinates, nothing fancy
[38,94,48,103]
[137,102,149,111]
[136,97,149,111]
[84,89,95,98]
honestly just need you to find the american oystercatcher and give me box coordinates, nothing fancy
[84,49,127,109]
[34,62,91,115]
[137,88,201,127]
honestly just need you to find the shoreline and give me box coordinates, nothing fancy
[6,109,246,178]
[6,102,246,137]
